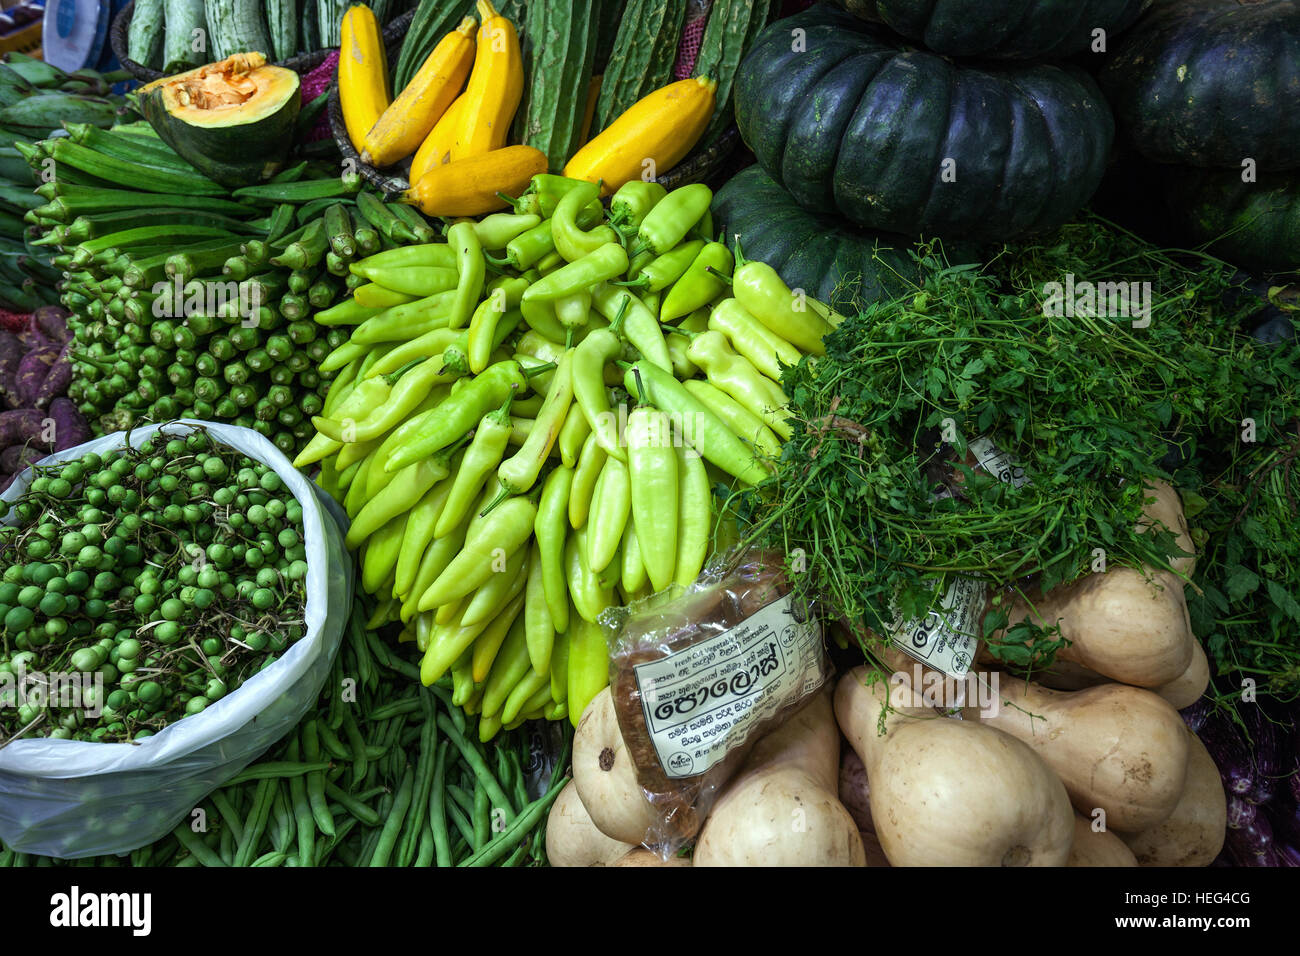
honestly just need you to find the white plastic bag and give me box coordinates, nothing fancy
[0,421,353,858]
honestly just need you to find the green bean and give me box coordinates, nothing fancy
[447,783,475,820]
[446,799,477,850]
[458,775,568,867]
[288,738,318,868]
[302,721,337,837]
[218,823,236,865]
[437,714,515,823]
[0,845,14,867]
[430,740,452,867]
[316,720,353,761]
[324,781,381,826]
[369,766,415,867]
[473,782,491,848]
[316,816,359,867]
[415,823,436,867]
[233,778,276,867]
[396,695,438,867]
[221,761,332,786]
[174,854,199,867]
[342,709,368,787]
[173,823,226,867]
[367,696,420,721]
[269,786,294,855]
[368,629,421,681]
[209,789,245,843]
[503,842,529,866]
[252,850,288,867]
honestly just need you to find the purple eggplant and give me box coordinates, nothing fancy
[1199,713,1255,797]
[1181,699,1211,734]
[1226,795,1280,866]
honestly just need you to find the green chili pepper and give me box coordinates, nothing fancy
[608,180,667,234]
[522,242,629,302]
[363,328,461,379]
[625,406,679,592]
[567,429,607,530]
[590,282,672,373]
[446,221,486,331]
[558,401,592,468]
[534,464,573,633]
[633,183,712,258]
[467,275,531,374]
[587,455,631,574]
[731,245,833,355]
[493,350,575,500]
[573,324,626,462]
[625,239,704,293]
[661,241,734,323]
[435,393,516,538]
[315,361,455,444]
[490,219,555,272]
[473,212,540,250]
[624,360,770,486]
[682,378,782,459]
[566,525,613,624]
[346,450,455,548]
[395,480,455,599]
[554,291,591,337]
[552,181,620,263]
[351,289,457,345]
[351,244,457,277]
[417,497,538,618]
[687,329,792,440]
[385,360,529,472]
[707,296,802,382]
[523,174,595,218]
[620,517,648,595]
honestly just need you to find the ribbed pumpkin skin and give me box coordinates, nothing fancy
[712,165,977,313]
[735,5,1114,241]
[1100,0,1300,170]
[1163,168,1300,274]
[833,0,1148,59]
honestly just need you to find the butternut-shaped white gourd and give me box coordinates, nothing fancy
[973,674,1189,832]
[1119,728,1226,866]
[694,689,866,867]
[545,780,636,867]
[1152,638,1209,710]
[1067,814,1138,866]
[835,667,1074,867]
[571,687,659,845]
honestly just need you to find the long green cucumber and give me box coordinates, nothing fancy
[593,0,687,135]
[266,0,300,61]
[45,139,227,195]
[593,0,628,74]
[204,0,274,61]
[163,0,209,72]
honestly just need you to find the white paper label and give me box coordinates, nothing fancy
[632,595,823,780]
[890,434,1024,678]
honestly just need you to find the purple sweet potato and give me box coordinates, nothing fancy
[31,306,71,345]
[32,342,72,409]
[48,397,89,451]
[0,331,21,409]
[0,443,44,472]
[13,344,60,407]
[0,409,46,448]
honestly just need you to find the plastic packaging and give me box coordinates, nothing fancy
[602,549,829,856]
[0,421,353,859]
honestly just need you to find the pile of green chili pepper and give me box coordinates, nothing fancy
[299,174,838,736]
[0,595,571,868]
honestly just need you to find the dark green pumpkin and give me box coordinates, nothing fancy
[712,165,982,313]
[832,0,1148,59]
[1100,0,1300,170]
[734,4,1114,241]
[1163,168,1300,274]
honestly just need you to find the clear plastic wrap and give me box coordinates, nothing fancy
[602,549,829,856]
[0,421,353,859]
